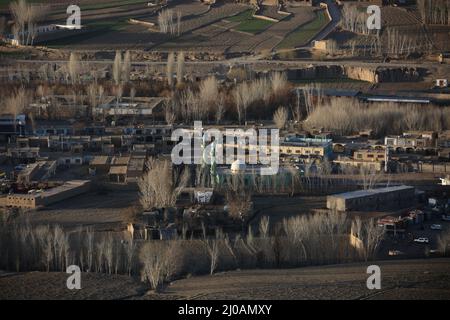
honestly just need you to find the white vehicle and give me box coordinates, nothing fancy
[388,250,404,256]
[414,237,430,244]
[430,224,442,230]
[442,215,450,222]
[439,176,450,186]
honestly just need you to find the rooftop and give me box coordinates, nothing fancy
[329,185,414,200]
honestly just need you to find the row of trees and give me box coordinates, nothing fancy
[139,212,384,291]
[3,213,448,292]
[165,71,289,124]
[158,9,182,35]
[0,223,137,275]
[418,0,450,25]
[9,0,49,46]
[340,5,433,58]
[305,97,450,137]
[341,5,377,35]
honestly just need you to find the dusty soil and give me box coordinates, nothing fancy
[1,259,449,300]
[0,272,147,300]
[160,259,450,300]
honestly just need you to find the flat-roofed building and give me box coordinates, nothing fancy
[109,166,128,183]
[127,156,146,182]
[6,180,90,209]
[385,131,437,152]
[327,185,415,212]
[111,156,130,167]
[89,156,110,174]
[279,137,333,158]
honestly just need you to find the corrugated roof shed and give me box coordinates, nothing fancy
[330,185,414,200]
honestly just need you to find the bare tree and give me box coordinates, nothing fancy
[417,0,449,25]
[259,216,270,238]
[130,87,136,105]
[437,229,450,257]
[140,241,173,291]
[198,76,218,120]
[203,237,220,275]
[164,101,176,125]
[351,218,384,261]
[271,72,288,98]
[0,16,6,36]
[176,10,182,35]
[166,52,175,88]
[9,1,49,46]
[122,50,131,83]
[176,51,185,85]
[158,9,177,34]
[113,51,122,85]
[226,188,252,221]
[215,93,225,124]
[138,159,189,210]
[5,87,29,133]
[359,166,382,190]
[68,52,80,84]
[273,106,288,130]
[233,86,243,124]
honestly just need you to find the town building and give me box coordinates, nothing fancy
[6,180,91,209]
[385,131,437,152]
[327,185,415,212]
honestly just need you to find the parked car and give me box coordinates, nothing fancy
[414,237,430,244]
[430,224,442,230]
[388,250,404,256]
[14,165,25,171]
[442,215,450,222]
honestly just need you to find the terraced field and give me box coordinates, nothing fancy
[277,9,329,49]
[159,4,317,53]
[225,9,275,35]
[11,0,328,53]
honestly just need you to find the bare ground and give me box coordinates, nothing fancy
[158,259,450,300]
[1,259,449,300]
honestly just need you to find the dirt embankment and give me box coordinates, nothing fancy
[286,65,426,83]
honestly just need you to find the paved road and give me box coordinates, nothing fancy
[11,58,445,70]
[313,0,342,43]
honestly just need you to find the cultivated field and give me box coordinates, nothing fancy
[1,259,449,299]
[162,259,450,300]
[29,0,320,53]
[277,9,329,49]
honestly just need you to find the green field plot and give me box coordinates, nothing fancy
[227,9,274,34]
[277,10,329,49]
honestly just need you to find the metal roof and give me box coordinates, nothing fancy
[329,185,414,200]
